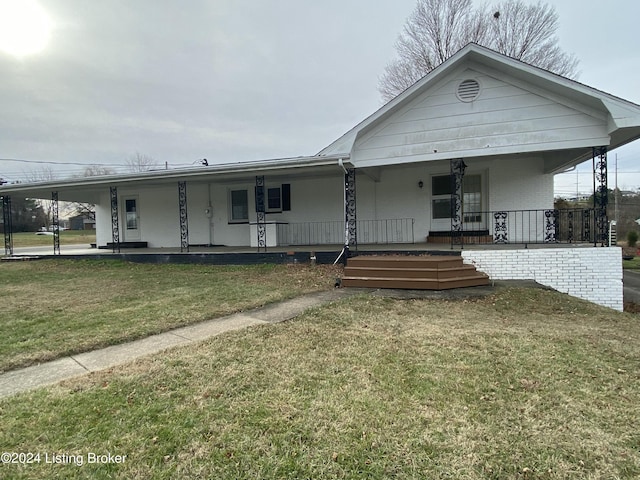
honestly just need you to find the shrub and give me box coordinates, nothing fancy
[627,230,639,247]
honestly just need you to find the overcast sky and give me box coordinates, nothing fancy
[0,0,639,196]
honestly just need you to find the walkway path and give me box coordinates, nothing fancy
[0,282,508,399]
[0,289,365,399]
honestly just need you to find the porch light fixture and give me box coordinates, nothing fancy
[418,180,424,189]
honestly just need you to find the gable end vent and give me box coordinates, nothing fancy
[457,79,480,102]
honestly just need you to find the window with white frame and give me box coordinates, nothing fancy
[266,184,291,213]
[229,189,249,222]
[431,174,482,222]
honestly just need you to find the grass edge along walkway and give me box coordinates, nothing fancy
[0,289,361,399]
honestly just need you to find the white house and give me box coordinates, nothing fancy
[3,44,640,310]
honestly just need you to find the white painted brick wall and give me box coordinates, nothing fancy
[462,247,623,311]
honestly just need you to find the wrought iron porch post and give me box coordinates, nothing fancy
[110,186,120,253]
[592,146,608,246]
[345,168,357,259]
[450,159,466,248]
[178,181,189,253]
[544,209,558,243]
[2,195,13,256]
[255,175,266,252]
[52,191,60,255]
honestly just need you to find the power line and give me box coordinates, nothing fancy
[0,157,195,167]
[0,157,130,167]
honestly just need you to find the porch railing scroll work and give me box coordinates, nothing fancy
[449,208,596,246]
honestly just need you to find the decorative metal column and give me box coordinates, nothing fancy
[255,175,266,252]
[52,191,60,255]
[2,195,13,256]
[592,146,608,246]
[544,209,558,243]
[110,186,120,253]
[450,159,466,247]
[178,181,189,253]
[345,168,357,256]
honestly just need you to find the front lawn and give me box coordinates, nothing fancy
[1,288,638,479]
[623,257,640,269]
[0,260,339,372]
[9,230,96,248]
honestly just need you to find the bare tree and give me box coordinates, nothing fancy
[126,152,158,173]
[82,164,116,177]
[69,165,117,222]
[379,0,579,101]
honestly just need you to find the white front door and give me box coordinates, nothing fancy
[123,196,141,241]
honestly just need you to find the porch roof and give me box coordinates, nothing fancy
[0,154,352,202]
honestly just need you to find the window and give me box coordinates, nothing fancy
[125,198,138,229]
[267,187,281,211]
[462,175,482,223]
[431,174,482,221]
[265,184,291,213]
[230,189,248,222]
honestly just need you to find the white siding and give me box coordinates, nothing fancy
[352,68,609,168]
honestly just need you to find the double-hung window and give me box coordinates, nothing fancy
[265,184,291,213]
[229,189,249,222]
[431,174,482,223]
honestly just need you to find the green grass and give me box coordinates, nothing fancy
[0,260,339,373]
[623,257,640,269]
[9,230,96,248]
[1,288,639,479]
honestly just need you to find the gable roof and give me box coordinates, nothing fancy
[318,43,640,168]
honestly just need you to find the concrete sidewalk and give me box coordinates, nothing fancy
[0,288,363,399]
[0,282,507,399]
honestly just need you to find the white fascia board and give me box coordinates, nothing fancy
[603,100,640,130]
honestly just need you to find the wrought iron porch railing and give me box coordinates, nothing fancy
[276,218,415,246]
[450,208,597,246]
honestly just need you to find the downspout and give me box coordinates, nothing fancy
[334,158,349,265]
[207,183,213,246]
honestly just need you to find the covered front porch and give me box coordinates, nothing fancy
[1,148,612,258]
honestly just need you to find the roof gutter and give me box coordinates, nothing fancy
[0,154,352,194]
